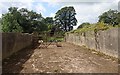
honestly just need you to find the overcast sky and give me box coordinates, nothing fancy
[0,0,119,29]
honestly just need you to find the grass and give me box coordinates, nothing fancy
[47,37,64,42]
[69,22,120,33]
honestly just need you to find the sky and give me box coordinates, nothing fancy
[0,0,119,29]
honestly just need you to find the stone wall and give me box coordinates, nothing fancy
[2,33,33,59]
[65,28,119,58]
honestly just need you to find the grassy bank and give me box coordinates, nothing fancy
[69,22,120,33]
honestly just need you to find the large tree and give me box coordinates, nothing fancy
[54,6,77,32]
[98,9,120,26]
[18,8,45,33]
[1,7,47,33]
[1,7,23,32]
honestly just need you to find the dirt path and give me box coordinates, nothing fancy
[3,42,118,73]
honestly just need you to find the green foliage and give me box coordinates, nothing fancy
[1,9,23,32]
[77,22,90,29]
[70,22,116,33]
[18,8,45,33]
[1,7,48,33]
[47,37,64,42]
[71,9,120,34]
[44,17,54,25]
[99,9,120,26]
[55,6,77,32]
[43,17,54,31]
[0,18,2,32]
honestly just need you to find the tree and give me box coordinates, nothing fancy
[55,6,77,32]
[44,17,54,25]
[1,7,47,33]
[1,7,23,32]
[116,12,120,25]
[98,9,119,26]
[18,8,45,33]
[18,8,32,33]
[43,17,54,31]
[77,22,90,29]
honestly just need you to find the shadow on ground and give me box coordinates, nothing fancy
[2,44,39,74]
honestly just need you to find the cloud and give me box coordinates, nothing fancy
[36,0,61,2]
[58,1,118,28]
[0,2,46,16]
[0,0,115,2]
[34,4,46,14]
[0,14,1,17]
[0,0,119,29]
[32,0,114,2]
[0,0,33,2]
[50,13,55,17]
[0,2,33,14]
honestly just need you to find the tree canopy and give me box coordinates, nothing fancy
[98,9,120,26]
[1,7,48,33]
[54,6,77,32]
[1,6,120,34]
[43,17,54,31]
[1,7,23,32]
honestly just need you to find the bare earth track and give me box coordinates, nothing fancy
[3,42,118,73]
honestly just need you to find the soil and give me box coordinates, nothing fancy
[2,42,118,73]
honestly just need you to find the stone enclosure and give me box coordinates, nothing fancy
[65,28,120,58]
[2,28,120,59]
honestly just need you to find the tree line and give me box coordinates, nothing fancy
[1,6,119,33]
[0,6,77,33]
[1,7,52,33]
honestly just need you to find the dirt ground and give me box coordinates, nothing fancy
[3,42,118,73]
